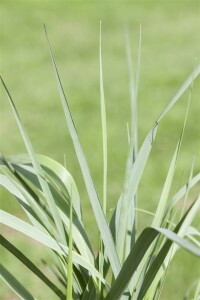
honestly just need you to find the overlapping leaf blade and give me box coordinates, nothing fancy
[106,199,200,300]
[0,210,109,286]
[0,264,35,300]
[1,155,94,264]
[0,235,65,299]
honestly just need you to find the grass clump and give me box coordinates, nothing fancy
[0,25,200,300]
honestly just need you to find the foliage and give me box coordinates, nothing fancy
[0,26,200,300]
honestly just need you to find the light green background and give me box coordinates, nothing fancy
[1,0,200,299]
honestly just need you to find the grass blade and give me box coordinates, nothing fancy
[106,223,200,300]
[114,27,142,265]
[0,210,109,285]
[0,264,35,300]
[107,196,200,300]
[152,89,191,228]
[125,25,141,158]
[0,235,65,299]
[157,64,200,122]
[106,228,158,300]
[44,25,121,278]
[137,196,200,300]
[111,63,200,270]
[113,63,200,222]
[1,153,94,261]
[0,173,58,237]
[166,173,200,216]
[151,141,180,227]
[0,77,66,244]
[180,157,195,219]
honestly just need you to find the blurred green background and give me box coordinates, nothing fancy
[1,0,200,299]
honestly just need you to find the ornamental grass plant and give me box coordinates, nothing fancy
[0,25,200,300]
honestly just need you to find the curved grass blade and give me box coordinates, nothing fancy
[0,173,58,237]
[186,226,200,247]
[38,155,82,221]
[0,264,35,300]
[0,155,95,264]
[8,159,94,263]
[0,156,60,238]
[9,154,82,222]
[0,210,109,286]
[44,25,121,278]
[0,235,65,299]
[0,76,66,244]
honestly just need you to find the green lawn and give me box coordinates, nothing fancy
[1,0,200,299]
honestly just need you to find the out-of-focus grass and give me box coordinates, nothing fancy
[1,0,200,299]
